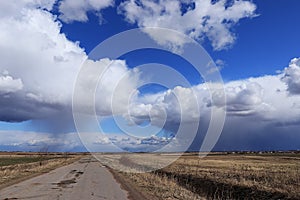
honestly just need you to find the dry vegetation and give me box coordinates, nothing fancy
[121,168,204,200]
[1,152,298,199]
[0,152,83,189]
[103,152,300,200]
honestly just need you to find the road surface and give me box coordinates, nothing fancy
[0,156,129,200]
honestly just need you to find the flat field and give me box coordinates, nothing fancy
[1,152,299,199]
[100,152,300,200]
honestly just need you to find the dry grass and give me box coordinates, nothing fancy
[160,154,300,199]
[104,152,300,200]
[0,153,83,189]
[123,170,204,200]
[167,154,299,198]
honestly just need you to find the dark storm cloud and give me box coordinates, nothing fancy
[189,116,300,152]
[0,92,67,122]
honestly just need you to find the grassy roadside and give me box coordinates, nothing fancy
[119,170,204,200]
[0,154,84,190]
[108,167,159,200]
[0,156,60,167]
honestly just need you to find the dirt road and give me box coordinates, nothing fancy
[0,156,129,200]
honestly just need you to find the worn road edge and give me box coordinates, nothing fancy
[107,167,158,200]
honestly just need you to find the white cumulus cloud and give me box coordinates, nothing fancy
[126,66,300,127]
[59,0,114,23]
[282,57,300,95]
[0,0,56,19]
[118,0,257,50]
[0,74,23,94]
[0,1,139,123]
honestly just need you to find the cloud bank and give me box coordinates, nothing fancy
[0,0,84,121]
[0,1,299,151]
[0,1,139,123]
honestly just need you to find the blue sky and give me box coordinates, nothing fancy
[0,0,300,152]
[58,0,300,80]
[215,0,300,80]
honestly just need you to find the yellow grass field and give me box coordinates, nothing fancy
[1,152,299,199]
[102,152,300,200]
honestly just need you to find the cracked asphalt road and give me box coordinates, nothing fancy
[0,156,129,200]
